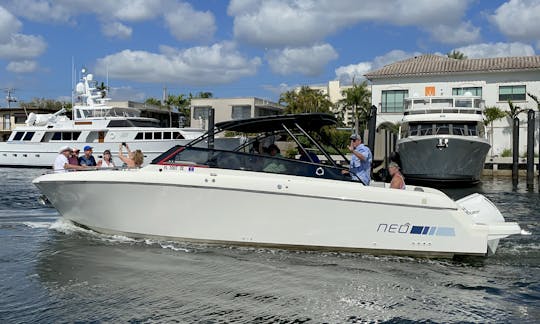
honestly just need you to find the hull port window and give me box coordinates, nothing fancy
[144,132,152,140]
[163,132,171,139]
[135,132,143,140]
[154,132,162,140]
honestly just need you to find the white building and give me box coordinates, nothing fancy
[298,80,354,126]
[365,54,540,155]
[190,97,284,128]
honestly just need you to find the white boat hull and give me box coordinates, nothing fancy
[33,166,521,257]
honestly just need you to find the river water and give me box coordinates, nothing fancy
[0,168,538,323]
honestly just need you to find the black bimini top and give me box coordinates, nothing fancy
[215,113,337,133]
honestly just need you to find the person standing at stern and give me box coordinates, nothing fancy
[342,134,372,185]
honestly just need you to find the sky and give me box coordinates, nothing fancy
[0,0,539,105]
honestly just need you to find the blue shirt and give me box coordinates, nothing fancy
[349,144,372,185]
[79,155,97,166]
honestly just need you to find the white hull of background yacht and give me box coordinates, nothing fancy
[33,165,521,257]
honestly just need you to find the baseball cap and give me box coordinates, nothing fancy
[350,134,361,141]
[83,145,93,151]
[59,145,71,153]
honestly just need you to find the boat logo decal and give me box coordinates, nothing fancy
[377,223,455,237]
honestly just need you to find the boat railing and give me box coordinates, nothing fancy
[404,97,484,115]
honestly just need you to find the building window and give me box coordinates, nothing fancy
[231,105,252,120]
[3,114,10,130]
[256,107,279,117]
[452,87,482,97]
[499,85,526,101]
[193,106,211,120]
[14,114,26,124]
[381,90,408,113]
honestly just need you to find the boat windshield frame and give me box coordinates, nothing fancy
[151,113,356,183]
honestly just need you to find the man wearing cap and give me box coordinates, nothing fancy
[78,145,97,167]
[53,146,87,173]
[343,134,372,185]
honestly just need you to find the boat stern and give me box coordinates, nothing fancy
[457,193,522,255]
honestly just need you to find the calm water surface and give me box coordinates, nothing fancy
[0,168,538,323]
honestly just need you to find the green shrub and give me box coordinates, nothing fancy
[501,148,512,157]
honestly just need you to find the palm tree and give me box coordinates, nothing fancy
[144,97,161,107]
[527,92,539,110]
[447,50,467,60]
[96,82,109,98]
[483,106,506,156]
[279,86,333,115]
[339,81,371,134]
[506,100,525,120]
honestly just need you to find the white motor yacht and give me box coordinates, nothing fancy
[396,94,491,184]
[0,69,211,167]
[33,113,522,257]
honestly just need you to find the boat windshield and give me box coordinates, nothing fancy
[156,146,349,181]
[152,113,354,182]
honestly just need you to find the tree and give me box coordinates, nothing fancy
[483,106,506,157]
[447,50,467,60]
[506,100,525,120]
[278,86,333,115]
[144,97,161,106]
[96,82,108,98]
[338,81,371,134]
[527,92,540,110]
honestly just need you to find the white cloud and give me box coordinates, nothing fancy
[267,44,338,76]
[0,6,22,42]
[4,0,216,41]
[6,60,38,73]
[453,42,536,58]
[0,34,47,60]
[490,0,540,45]
[430,22,480,45]
[101,21,132,39]
[262,82,297,95]
[164,2,216,41]
[228,0,477,47]
[95,42,261,86]
[335,50,421,84]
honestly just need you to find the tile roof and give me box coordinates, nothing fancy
[364,54,540,79]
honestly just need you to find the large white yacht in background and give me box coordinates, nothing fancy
[396,94,491,185]
[33,113,522,258]
[0,70,207,167]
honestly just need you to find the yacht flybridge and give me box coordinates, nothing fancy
[396,94,491,184]
[0,70,205,167]
[33,113,521,257]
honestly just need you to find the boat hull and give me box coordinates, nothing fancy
[33,167,519,257]
[397,136,490,184]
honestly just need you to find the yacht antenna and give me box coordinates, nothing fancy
[71,57,75,108]
[4,88,18,109]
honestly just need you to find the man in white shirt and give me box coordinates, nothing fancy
[53,146,88,173]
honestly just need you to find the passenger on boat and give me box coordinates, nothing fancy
[78,146,97,166]
[118,143,144,168]
[97,149,115,168]
[388,162,406,190]
[342,134,372,185]
[263,144,286,173]
[53,146,88,173]
[68,147,80,165]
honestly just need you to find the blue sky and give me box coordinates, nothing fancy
[0,0,539,105]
